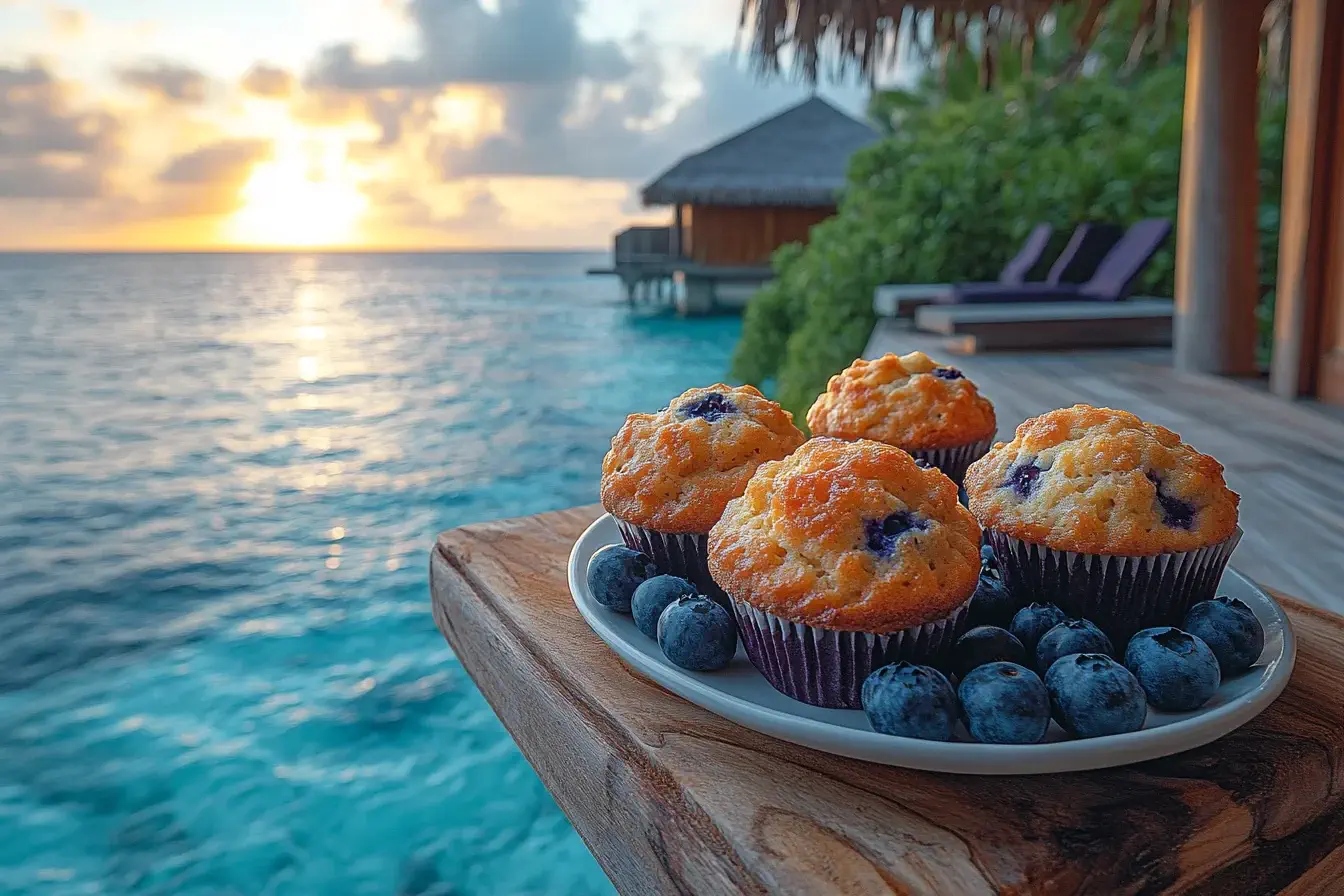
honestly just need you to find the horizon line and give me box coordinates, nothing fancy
[0,246,609,255]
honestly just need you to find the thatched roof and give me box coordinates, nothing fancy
[738,0,1184,84]
[641,96,880,207]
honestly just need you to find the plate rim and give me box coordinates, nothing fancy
[568,512,1297,774]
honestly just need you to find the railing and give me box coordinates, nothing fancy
[614,226,677,263]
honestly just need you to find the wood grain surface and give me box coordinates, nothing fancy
[430,505,1344,896]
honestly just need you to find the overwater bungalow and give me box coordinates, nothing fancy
[593,96,879,313]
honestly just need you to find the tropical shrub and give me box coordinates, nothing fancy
[732,66,1286,418]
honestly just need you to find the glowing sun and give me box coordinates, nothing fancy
[229,144,366,247]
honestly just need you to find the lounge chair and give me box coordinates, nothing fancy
[938,219,1172,305]
[873,222,1122,318]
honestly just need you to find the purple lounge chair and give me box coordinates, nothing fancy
[942,219,1172,304]
[877,222,1122,317]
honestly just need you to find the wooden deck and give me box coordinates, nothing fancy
[866,320,1344,614]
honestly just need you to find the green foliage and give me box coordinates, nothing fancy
[736,67,1201,417]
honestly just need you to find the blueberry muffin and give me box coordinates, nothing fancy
[806,352,997,484]
[601,384,805,603]
[708,437,981,707]
[964,405,1241,640]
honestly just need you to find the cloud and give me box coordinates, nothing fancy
[158,138,270,184]
[309,0,629,91]
[0,62,120,198]
[117,62,209,104]
[241,64,294,99]
[372,182,506,231]
[154,139,272,216]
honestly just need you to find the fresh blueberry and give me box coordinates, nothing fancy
[1036,619,1113,675]
[980,543,999,574]
[1005,461,1042,497]
[586,545,657,613]
[1183,597,1265,677]
[657,596,737,671]
[1009,603,1068,655]
[1124,627,1221,711]
[679,392,735,421]
[966,573,1018,628]
[631,575,697,639]
[1146,471,1195,529]
[1045,653,1147,738]
[951,626,1027,680]
[958,662,1050,744]
[861,662,959,741]
[863,511,927,558]
[932,366,964,380]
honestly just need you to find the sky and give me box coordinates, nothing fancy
[0,0,879,250]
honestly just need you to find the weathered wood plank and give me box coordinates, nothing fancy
[864,320,1344,614]
[431,506,1344,895]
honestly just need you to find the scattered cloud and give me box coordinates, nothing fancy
[154,138,272,216]
[157,138,270,184]
[117,62,210,104]
[241,63,294,99]
[309,0,629,91]
[0,61,120,198]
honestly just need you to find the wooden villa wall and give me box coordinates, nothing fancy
[683,204,834,267]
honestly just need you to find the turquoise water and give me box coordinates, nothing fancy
[0,252,742,895]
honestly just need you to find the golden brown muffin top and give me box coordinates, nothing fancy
[600,384,805,534]
[708,438,982,632]
[964,405,1240,556]
[806,352,997,450]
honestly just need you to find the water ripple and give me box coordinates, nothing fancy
[0,251,738,895]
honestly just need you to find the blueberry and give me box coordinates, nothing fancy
[679,392,735,421]
[1009,602,1068,655]
[950,626,1026,680]
[958,662,1050,744]
[1124,627,1221,711]
[980,543,999,575]
[966,574,1018,628]
[631,575,697,639]
[1147,471,1195,529]
[863,511,927,558]
[932,366,964,380]
[1183,597,1265,677]
[586,545,657,613]
[657,596,737,671]
[1005,461,1042,497]
[1045,653,1147,738]
[861,662,958,741]
[1035,619,1113,675]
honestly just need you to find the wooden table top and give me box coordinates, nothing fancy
[430,505,1344,896]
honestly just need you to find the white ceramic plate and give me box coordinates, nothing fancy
[568,513,1296,775]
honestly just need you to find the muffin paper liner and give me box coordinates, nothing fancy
[985,527,1242,644]
[909,436,995,486]
[730,598,971,709]
[615,519,728,609]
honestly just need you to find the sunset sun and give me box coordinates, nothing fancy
[229,146,367,247]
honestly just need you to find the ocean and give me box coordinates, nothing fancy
[0,252,742,895]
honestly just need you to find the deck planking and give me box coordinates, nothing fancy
[865,320,1344,613]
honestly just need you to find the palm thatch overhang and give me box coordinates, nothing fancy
[738,0,1286,86]
[640,96,881,207]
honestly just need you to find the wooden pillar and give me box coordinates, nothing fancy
[672,205,684,259]
[1173,0,1264,376]
[1271,0,1344,398]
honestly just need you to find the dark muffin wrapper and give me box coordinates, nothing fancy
[908,436,995,486]
[986,527,1242,645]
[730,597,971,709]
[615,518,728,609]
